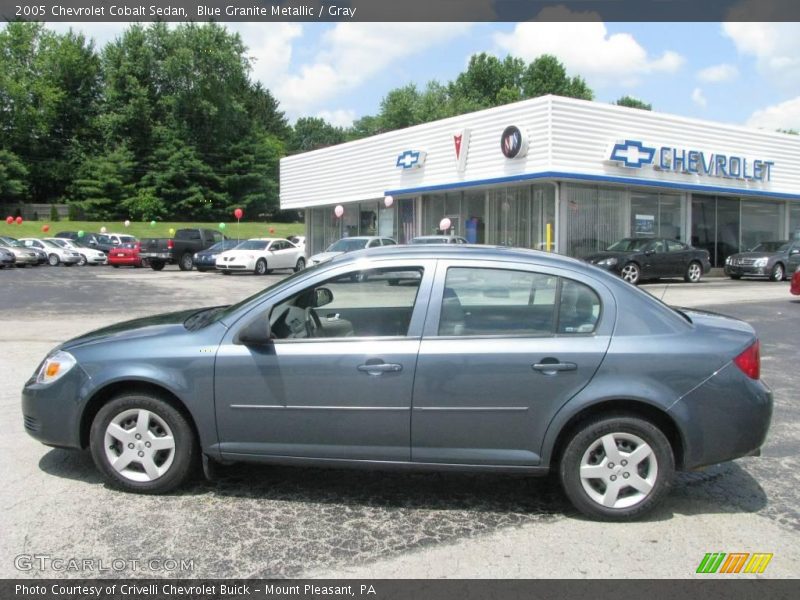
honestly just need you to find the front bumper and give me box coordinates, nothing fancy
[216,259,254,271]
[21,366,87,449]
[725,265,769,277]
[668,363,772,470]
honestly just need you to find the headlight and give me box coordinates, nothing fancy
[35,351,77,385]
[597,257,618,267]
[725,256,732,265]
[754,258,768,267]
[193,253,199,260]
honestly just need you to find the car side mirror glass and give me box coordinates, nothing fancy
[791,249,800,255]
[314,287,334,308]
[235,317,272,346]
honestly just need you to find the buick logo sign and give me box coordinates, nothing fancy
[501,125,529,159]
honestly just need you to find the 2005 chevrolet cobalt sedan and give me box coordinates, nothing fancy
[22,246,772,520]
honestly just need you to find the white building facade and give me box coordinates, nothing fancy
[280,95,800,267]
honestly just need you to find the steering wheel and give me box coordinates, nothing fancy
[305,307,322,338]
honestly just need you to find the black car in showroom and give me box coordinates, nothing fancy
[724,240,800,281]
[584,238,712,285]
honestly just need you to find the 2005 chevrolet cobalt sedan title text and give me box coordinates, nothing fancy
[22,246,772,520]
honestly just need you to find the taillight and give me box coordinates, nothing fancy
[167,239,174,249]
[733,340,760,380]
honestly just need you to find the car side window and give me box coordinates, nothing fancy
[367,239,380,248]
[270,267,424,340]
[666,240,684,252]
[650,241,665,253]
[558,279,601,334]
[438,268,558,336]
[382,239,396,246]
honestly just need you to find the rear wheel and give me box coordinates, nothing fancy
[620,262,640,285]
[559,415,674,521]
[48,254,60,266]
[254,258,267,275]
[89,393,198,494]
[178,253,193,271]
[684,261,702,283]
[150,261,165,271]
[730,274,742,280]
[222,270,232,275]
[770,263,785,282]
[294,257,305,272]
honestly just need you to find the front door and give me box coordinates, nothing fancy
[412,262,613,466]
[214,261,434,461]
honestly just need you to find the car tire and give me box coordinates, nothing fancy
[112,265,119,268]
[294,257,305,272]
[684,261,703,283]
[770,263,785,282]
[150,261,165,271]
[620,262,640,285]
[48,254,60,267]
[89,393,198,494]
[559,415,674,521]
[77,255,87,266]
[254,259,267,275]
[222,270,231,275]
[730,274,742,280]
[178,253,193,271]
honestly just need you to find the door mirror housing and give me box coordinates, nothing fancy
[790,248,800,256]
[235,316,272,346]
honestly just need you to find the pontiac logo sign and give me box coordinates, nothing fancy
[453,128,471,173]
[501,125,529,159]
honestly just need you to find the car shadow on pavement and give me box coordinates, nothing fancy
[39,449,767,522]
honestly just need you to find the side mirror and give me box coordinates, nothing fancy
[313,287,334,308]
[644,249,654,256]
[89,240,97,246]
[235,317,272,346]
[790,248,800,256]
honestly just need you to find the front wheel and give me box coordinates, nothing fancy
[48,254,60,267]
[294,257,305,272]
[559,415,674,521]
[684,261,702,283]
[254,258,267,275]
[178,253,193,271]
[89,394,198,493]
[730,274,742,280]
[150,261,165,271]
[77,254,87,267]
[620,262,640,285]
[770,263,785,282]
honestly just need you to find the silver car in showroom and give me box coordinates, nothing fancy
[22,246,772,520]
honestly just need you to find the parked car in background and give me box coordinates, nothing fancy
[192,239,242,272]
[46,238,107,266]
[55,232,116,255]
[108,242,147,268]
[307,236,396,266]
[584,237,711,285]
[216,238,305,275]
[791,269,800,296]
[0,236,47,265]
[22,245,772,520]
[106,233,137,246]
[287,236,306,252]
[0,238,39,267]
[411,235,469,244]
[725,240,800,281]
[0,246,15,268]
[19,238,82,266]
[139,228,226,271]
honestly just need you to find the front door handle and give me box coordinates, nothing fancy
[357,363,403,375]
[532,361,577,375]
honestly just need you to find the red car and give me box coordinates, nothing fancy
[108,242,146,268]
[791,269,800,295]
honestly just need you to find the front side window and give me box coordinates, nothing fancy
[438,268,601,337]
[270,267,424,340]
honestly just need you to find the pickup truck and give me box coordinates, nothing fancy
[139,228,226,271]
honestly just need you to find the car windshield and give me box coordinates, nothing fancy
[117,236,136,244]
[750,241,790,252]
[237,240,268,250]
[206,241,228,252]
[40,240,61,248]
[47,239,68,248]
[1,239,23,247]
[412,237,449,244]
[607,238,653,252]
[119,243,138,249]
[326,238,369,253]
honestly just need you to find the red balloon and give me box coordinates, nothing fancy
[269,227,275,234]
[15,216,23,224]
[234,208,243,220]
[42,225,50,233]
[5,216,12,225]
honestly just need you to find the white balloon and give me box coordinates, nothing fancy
[384,195,394,208]
[100,226,107,234]
[439,217,452,231]
[124,220,131,227]
[334,205,344,218]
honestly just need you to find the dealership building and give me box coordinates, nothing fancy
[280,95,800,267]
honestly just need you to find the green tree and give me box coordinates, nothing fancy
[615,96,652,111]
[521,54,593,100]
[289,117,347,153]
[69,146,135,219]
[0,149,28,201]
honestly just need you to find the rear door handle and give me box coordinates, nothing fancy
[357,363,403,375]
[532,361,577,374]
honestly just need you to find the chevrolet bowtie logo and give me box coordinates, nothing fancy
[396,150,426,169]
[610,140,656,168]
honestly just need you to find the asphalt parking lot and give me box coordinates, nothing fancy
[1,265,798,578]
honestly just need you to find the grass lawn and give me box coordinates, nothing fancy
[1,220,305,241]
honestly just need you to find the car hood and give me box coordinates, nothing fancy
[308,251,343,263]
[61,309,202,351]
[729,251,779,260]
[584,251,630,262]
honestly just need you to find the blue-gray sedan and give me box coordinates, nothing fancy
[22,246,772,520]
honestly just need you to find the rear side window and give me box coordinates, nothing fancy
[437,267,601,337]
[176,230,201,240]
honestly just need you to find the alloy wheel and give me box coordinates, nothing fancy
[687,262,702,283]
[620,263,640,284]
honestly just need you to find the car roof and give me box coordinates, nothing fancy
[413,235,461,239]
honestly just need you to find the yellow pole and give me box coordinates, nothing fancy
[546,223,552,252]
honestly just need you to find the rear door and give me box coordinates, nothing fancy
[411,260,614,466]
